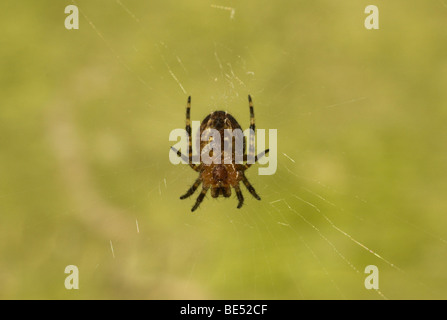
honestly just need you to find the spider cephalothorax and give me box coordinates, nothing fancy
[172,95,268,212]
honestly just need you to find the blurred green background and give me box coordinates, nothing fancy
[1,0,447,299]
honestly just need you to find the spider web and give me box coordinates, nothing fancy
[65,0,447,299]
[4,0,446,299]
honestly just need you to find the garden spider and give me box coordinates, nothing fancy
[172,95,269,212]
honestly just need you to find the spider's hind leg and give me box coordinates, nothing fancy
[171,96,202,172]
[247,95,256,164]
[245,96,270,169]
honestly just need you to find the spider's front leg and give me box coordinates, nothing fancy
[170,146,201,172]
[242,149,270,170]
[234,183,244,209]
[191,186,209,212]
[180,177,202,199]
[241,174,261,200]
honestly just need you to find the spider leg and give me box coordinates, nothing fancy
[247,95,256,163]
[180,177,202,199]
[191,186,209,212]
[170,147,201,172]
[242,149,269,170]
[186,96,193,161]
[234,183,244,209]
[248,95,255,131]
[171,146,189,163]
[241,174,261,200]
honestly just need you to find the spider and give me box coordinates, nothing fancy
[171,95,269,212]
